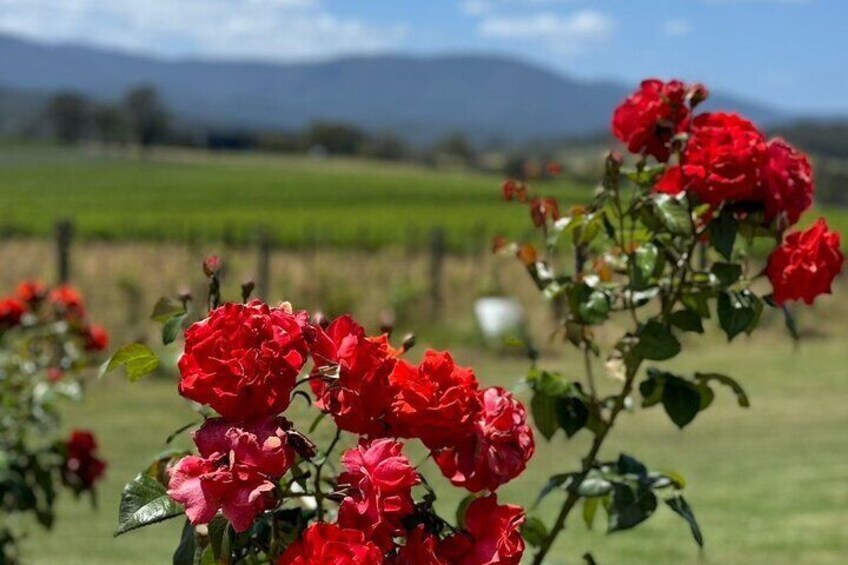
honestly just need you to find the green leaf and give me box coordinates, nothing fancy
[578,290,611,325]
[456,495,477,530]
[662,377,702,429]
[633,243,659,288]
[173,520,196,565]
[653,194,693,235]
[709,212,738,260]
[583,497,600,530]
[711,263,742,287]
[531,391,560,441]
[535,474,574,507]
[781,304,800,341]
[116,473,184,536]
[521,516,548,547]
[573,475,614,498]
[669,309,704,334]
[105,344,160,382]
[666,496,704,548]
[152,297,187,323]
[207,516,229,562]
[639,374,665,408]
[681,291,711,319]
[633,321,681,361]
[608,483,658,532]
[696,373,750,408]
[162,315,187,345]
[556,396,589,438]
[717,291,757,342]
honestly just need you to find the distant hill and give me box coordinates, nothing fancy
[0,33,790,144]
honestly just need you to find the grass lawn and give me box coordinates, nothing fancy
[19,334,848,564]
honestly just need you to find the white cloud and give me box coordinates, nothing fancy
[478,10,614,54]
[460,0,586,16]
[0,0,409,60]
[663,19,692,37]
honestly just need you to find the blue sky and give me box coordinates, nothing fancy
[0,0,845,114]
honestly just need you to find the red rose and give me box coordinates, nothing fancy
[658,112,767,207]
[392,526,448,564]
[276,523,384,565]
[178,300,309,420]
[48,285,86,318]
[611,79,691,162]
[0,297,25,327]
[759,138,814,230]
[307,316,398,436]
[337,439,419,550]
[441,495,526,565]
[766,218,844,305]
[83,324,109,352]
[168,417,296,532]
[63,430,106,491]
[15,280,46,305]
[434,387,535,493]
[388,350,482,449]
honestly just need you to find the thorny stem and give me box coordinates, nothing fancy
[313,428,342,522]
[533,193,698,565]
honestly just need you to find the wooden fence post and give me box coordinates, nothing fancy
[429,228,446,318]
[256,230,272,300]
[55,219,74,284]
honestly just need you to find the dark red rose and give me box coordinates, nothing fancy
[83,324,109,352]
[276,523,384,565]
[168,417,296,532]
[0,297,25,327]
[658,112,767,207]
[392,526,448,564]
[529,197,560,228]
[48,285,86,318]
[612,79,691,162]
[15,280,46,305]
[178,300,309,420]
[440,495,526,565]
[337,439,419,551]
[307,316,398,436]
[766,218,844,305]
[202,255,223,277]
[63,430,106,491]
[434,387,535,493]
[388,350,482,449]
[759,138,814,230]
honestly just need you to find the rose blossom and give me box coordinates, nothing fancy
[611,79,691,162]
[167,417,297,532]
[657,112,767,207]
[83,324,109,352]
[276,523,384,565]
[434,387,535,493]
[178,300,309,420]
[62,430,106,491]
[15,280,46,305]
[337,438,420,550]
[388,350,482,449]
[759,137,814,229]
[0,297,25,327]
[766,218,844,305]
[48,285,86,318]
[440,495,526,565]
[391,526,447,564]
[307,315,398,436]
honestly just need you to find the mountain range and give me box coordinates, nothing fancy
[0,33,790,144]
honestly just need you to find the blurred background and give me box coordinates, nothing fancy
[0,1,846,563]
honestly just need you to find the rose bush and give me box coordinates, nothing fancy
[0,281,108,562]
[110,261,534,564]
[497,78,843,563]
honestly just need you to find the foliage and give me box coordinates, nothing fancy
[497,79,844,563]
[0,282,108,563]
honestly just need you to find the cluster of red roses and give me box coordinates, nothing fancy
[0,280,109,362]
[62,429,107,493]
[167,300,534,563]
[612,79,843,304]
